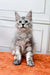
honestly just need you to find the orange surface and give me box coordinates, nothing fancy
[0,52,50,75]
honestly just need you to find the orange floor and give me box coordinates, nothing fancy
[0,52,50,75]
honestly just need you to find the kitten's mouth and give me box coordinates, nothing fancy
[21,26,26,28]
[22,27,25,28]
[20,27,26,31]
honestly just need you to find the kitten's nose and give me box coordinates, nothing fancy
[22,24,24,28]
[22,24,24,26]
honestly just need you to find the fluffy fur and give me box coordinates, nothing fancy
[10,11,34,66]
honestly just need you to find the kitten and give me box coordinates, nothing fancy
[10,11,34,67]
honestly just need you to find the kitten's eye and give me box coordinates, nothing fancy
[25,20,28,23]
[19,21,22,23]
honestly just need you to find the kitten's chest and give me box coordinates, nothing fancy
[16,33,32,53]
[16,33,30,47]
[16,38,30,54]
[18,32,32,39]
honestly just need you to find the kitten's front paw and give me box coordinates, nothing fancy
[13,59,21,65]
[27,60,34,67]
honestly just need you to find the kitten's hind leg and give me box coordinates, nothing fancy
[13,46,21,65]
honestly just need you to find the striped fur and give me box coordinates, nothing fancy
[10,11,34,66]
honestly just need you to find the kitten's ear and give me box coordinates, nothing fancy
[15,11,20,21]
[26,11,32,21]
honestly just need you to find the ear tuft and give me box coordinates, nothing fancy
[26,11,32,21]
[15,11,20,21]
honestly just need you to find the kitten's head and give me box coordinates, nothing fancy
[15,11,32,32]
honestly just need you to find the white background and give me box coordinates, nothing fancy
[0,0,50,54]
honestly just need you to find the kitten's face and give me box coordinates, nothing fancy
[15,11,32,32]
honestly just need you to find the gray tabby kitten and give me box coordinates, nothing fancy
[11,11,34,67]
